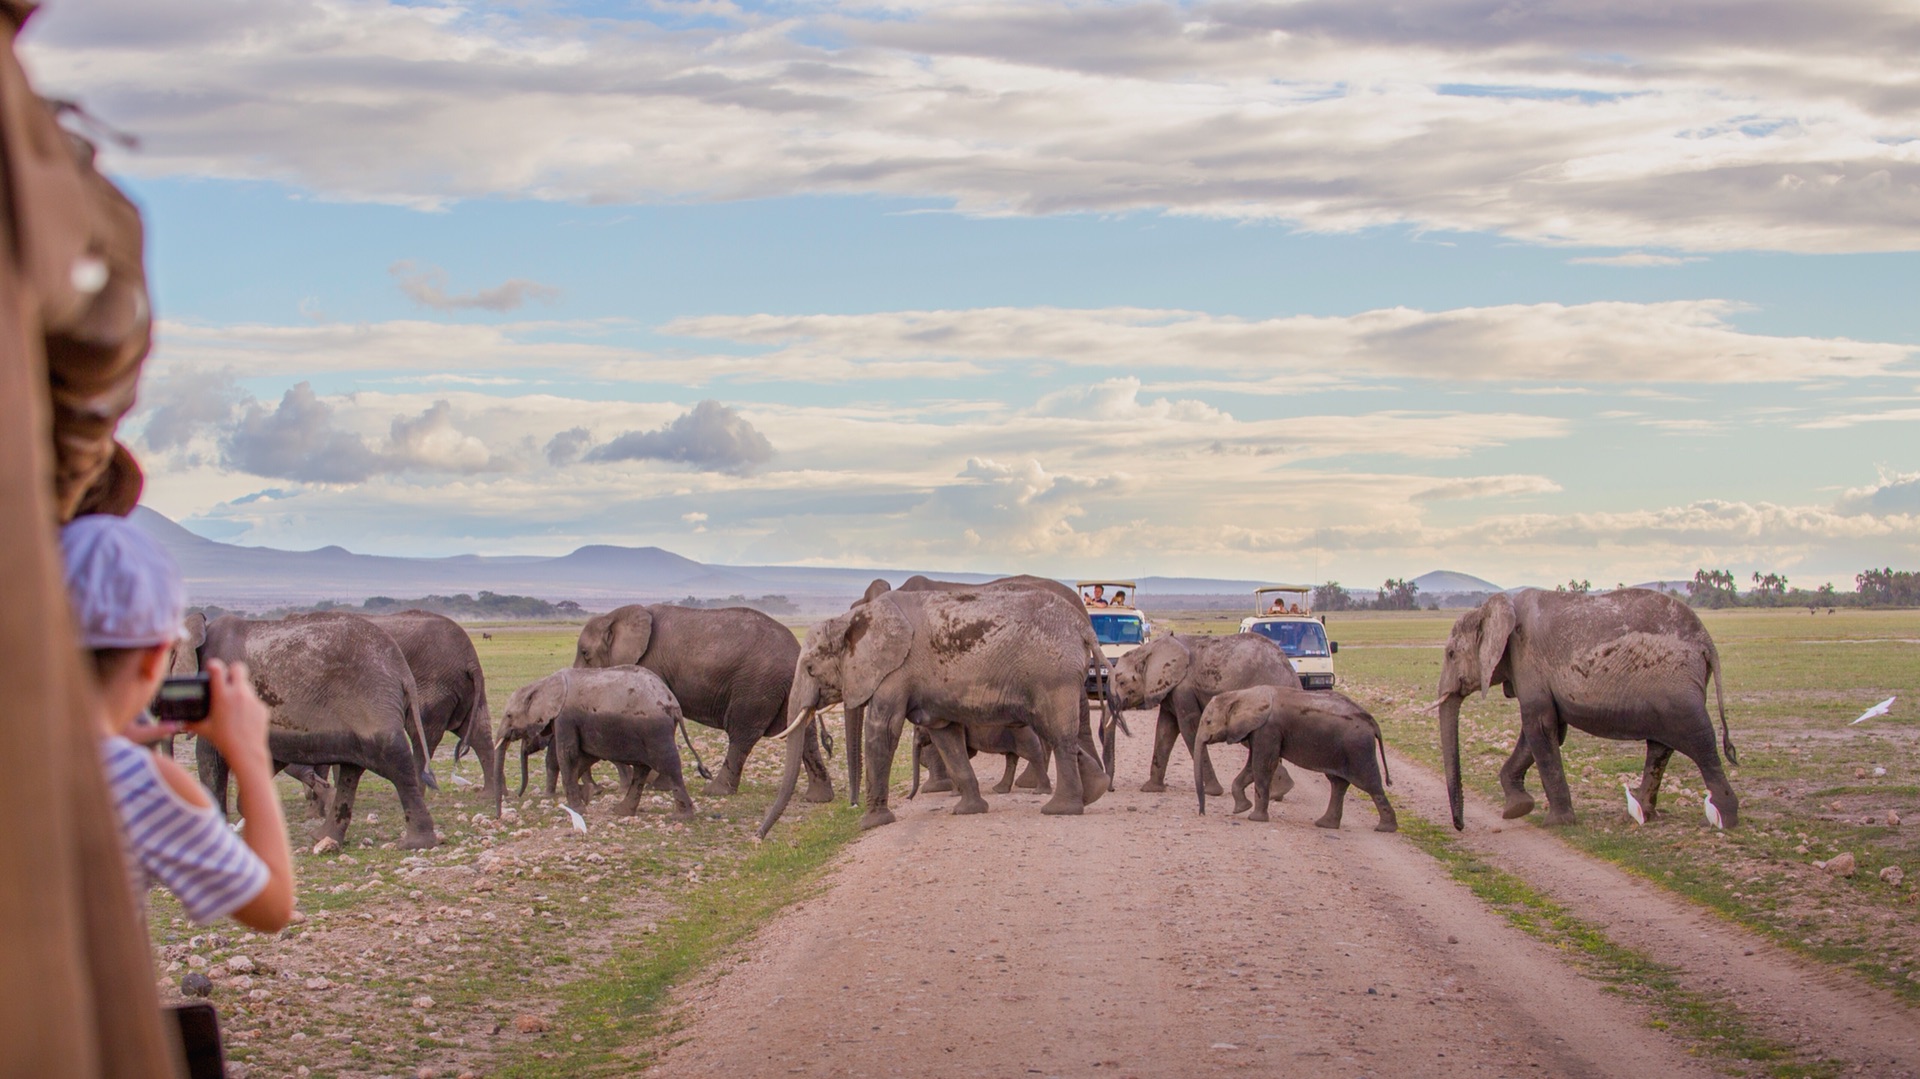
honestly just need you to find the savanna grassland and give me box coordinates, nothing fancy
[1159,606,1920,1004]
[148,608,1918,1079]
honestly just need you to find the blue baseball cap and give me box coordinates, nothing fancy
[59,514,187,649]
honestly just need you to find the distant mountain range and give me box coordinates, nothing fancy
[130,508,1519,613]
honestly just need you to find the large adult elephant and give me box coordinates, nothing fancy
[845,574,1091,804]
[1435,588,1738,831]
[574,604,832,802]
[367,610,500,813]
[1109,633,1302,797]
[759,588,1111,836]
[190,611,440,849]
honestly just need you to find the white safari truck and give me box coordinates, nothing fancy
[1238,585,1339,690]
[1076,579,1148,778]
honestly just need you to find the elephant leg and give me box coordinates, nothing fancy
[196,738,232,818]
[1314,776,1350,830]
[800,719,835,804]
[1666,709,1740,828]
[1173,694,1224,797]
[1496,736,1538,819]
[926,724,988,815]
[859,707,903,831]
[1365,780,1398,833]
[1247,752,1274,823]
[920,741,955,793]
[319,763,365,846]
[1141,705,1179,792]
[377,732,441,850]
[1031,742,1053,794]
[284,764,332,820]
[1042,697,1108,815]
[845,703,864,807]
[545,742,561,797]
[1230,756,1255,815]
[992,752,1018,795]
[709,722,753,797]
[1522,699,1577,826]
[657,756,697,820]
[1271,760,1295,802]
[1636,742,1675,821]
[615,763,649,817]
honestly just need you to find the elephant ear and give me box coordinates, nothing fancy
[170,610,207,675]
[1227,690,1274,741]
[1477,593,1517,694]
[1142,637,1192,700]
[605,606,654,665]
[841,596,912,710]
[860,578,893,604]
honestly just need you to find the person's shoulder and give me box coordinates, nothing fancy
[151,753,214,809]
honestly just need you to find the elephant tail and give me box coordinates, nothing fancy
[676,712,713,781]
[402,674,437,792]
[1375,729,1392,787]
[1708,639,1737,766]
[908,729,922,800]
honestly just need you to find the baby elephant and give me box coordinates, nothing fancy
[1196,687,1397,832]
[493,666,696,820]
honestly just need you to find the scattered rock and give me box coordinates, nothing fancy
[412,994,436,1010]
[1824,852,1858,877]
[185,955,208,969]
[416,1068,437,1079]
[1890,811,1903,827]
[180,972,212,998]
[311,837,340,855]
[1882,866,1906,887]
[304,977,332,990]
[225,955,255,974]
[249,989,272,1002]
[287,911,307,926]
[513,1013,549,1034]
[1855,768,1868,779]
[226,1065,248,1079]
[230,975,253,991]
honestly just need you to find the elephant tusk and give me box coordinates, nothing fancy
[1419,697,1447,716]
[774,706,816,741]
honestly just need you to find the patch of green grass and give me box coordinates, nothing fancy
[1401,815,1842,1078]
[491,802,860,1078]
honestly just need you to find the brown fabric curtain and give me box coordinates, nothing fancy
[0,3,181,1076]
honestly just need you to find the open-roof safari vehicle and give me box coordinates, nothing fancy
[1238,584,1338,690]
[1077,579,1147,778]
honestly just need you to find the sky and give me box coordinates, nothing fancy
[21,0,1919,590]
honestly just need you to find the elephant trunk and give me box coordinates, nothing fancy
[756,707,815,839]
[490,735,512,816]
[470,700,502,818]
[846,704,865,807]
[518,738,533,798]
[1195,729,1209,816]
[1438,694,1465,830]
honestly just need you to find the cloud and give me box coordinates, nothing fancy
[390,261,558,312]
[23,0,1920,252]
[1567,253,1707,268]
[543,427,594,466]
[136,368,244,453]
[1412,475,1563,503]
[583,401,774,474]
[1836,469,1920,515]
[223,382,385,483]
[386,400,509,473]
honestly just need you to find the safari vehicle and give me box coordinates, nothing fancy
[1238,585,1338,690]
[1076,579,1147,779]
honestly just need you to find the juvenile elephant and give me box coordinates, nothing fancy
[492,667,695,819]
[190,611,439,849]
[909,723,1051,798]
[1197,686,1397,832]
[1435,588,1738,830]
[1109,633,1302,797]
[760,588,1110,836]
[846,574,1089,804]
[575,604,831,802]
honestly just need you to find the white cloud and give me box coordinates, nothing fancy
[24,0,1920,252]
[390,261,559,312]
[1411,475,1562,503]
[1567,253,1707,267]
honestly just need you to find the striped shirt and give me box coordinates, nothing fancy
[101,735,269,925]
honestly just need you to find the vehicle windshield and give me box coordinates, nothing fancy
[1090,613,1145,646]
[1249,619,1330,658]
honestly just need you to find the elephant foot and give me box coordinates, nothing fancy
[1082,771,1109,805]
[1541,808,1578,827]
[803,779,835,804]
[990,780,1015,795]
[920,778,955,794]
[613,804,638,818]
[1313,816,1341,830]
[1138,779,1168,793]
[1034,780,1053,795]
[703,778,740,797]
[1501,791,1536,819]
[400,829,440,850]
[1374,816,1399,833]
[1231,791,1252,815]
[858,807,897,831]
[670,808,696,822]
[1204,780,1225,797]
[1247,809,1269,822]
[1014,774,1040,790]
[1040,793,1084,816]
[952,794,989,816]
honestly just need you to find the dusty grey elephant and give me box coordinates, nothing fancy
[289,610,503,818]
[1109,633,1302,797]
[492,667,694,819]
[1435,588,1738,831]
[909,723,1051,798]
[843,574,1090,805]
[759,588,1111,836]
[190,611,439,849]
[1197,686,1396,831]
[575,604,831,802]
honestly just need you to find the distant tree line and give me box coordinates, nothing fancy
[1684,567,1918,609]
[1313,579,1426,612]
[672,594,799,615]
[205,592,591,620]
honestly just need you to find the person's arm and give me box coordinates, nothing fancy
[196,659,295,932]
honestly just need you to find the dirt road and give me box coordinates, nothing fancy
[649,723,1920,1078]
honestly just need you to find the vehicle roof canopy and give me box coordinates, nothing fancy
[1076,580,1138,591]
[1253,584,1313,595]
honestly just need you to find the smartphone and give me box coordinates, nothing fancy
[152,673,212,723]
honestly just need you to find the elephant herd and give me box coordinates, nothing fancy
[180,583,1742,853]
